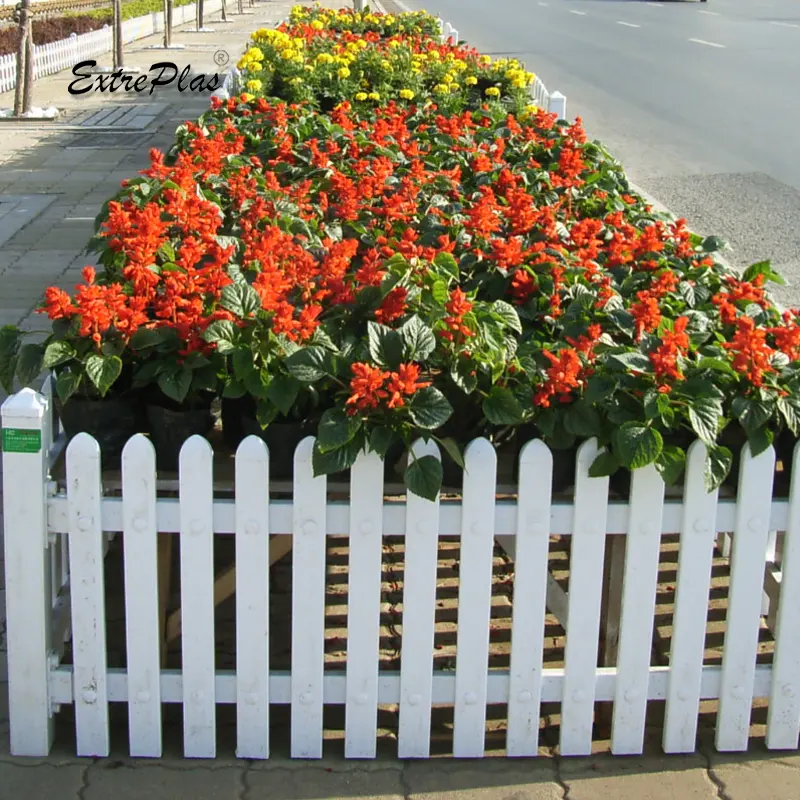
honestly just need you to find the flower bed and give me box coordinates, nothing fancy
[1,6,798,500]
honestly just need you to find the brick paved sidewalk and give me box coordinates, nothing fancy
[0,2,800,797]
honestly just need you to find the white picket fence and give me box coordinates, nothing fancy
[0,0,224,95]
[3,384,800,759]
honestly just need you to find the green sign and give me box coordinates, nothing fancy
[2,428,41,454]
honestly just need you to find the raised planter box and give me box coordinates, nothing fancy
[3,384,799,759]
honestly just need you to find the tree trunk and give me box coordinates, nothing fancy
[237,0,242,15]
[220,0,227,22]
[23,19,33,114]
[163,0,172,47]
[13,0,32,117]
[113,0,123,69]
[353,0,364,11]
[196,0,204,30]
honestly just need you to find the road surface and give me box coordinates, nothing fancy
[390,0,800,306]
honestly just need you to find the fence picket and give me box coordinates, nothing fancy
[345,451,384,758]
[122,435,161,757]
[291,437,327,758]
[506,440,552,757]
[663,441,719,752]
[67,433,110,757]
[398,440,441,759]
[767,441,800,749]
[235,436,271,759]
[453,438,497,757]
[179,436,216,758]
[561,438,609,756]
[716,444,776,751]
[611,465,665,754]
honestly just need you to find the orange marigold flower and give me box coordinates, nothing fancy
[346,362,390,414]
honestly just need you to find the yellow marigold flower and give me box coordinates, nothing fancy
[246,47,264,61]
[465,75,478,86]
[316,53,333,64]
[311,19,324,29]
[433,83,449,94]
[355,91,368,101]
[281,48,296,60]
[239,92,254,102]
[526,104,539,114]
[428,50,440,60]
[388,40,401,49]
[304,64,313,72]
[527,72,537,83]
[443,72,455,84]
[337,67,351,78]
[453,60,468,71]
[399,88,415,100]
[356,39,368,49]
[480,55,492,64]
[290,77,303,85]
[485,86,501,97]
[512,77,526,89]
[245,79,262,91]
[449,83,459,92]
[368,91,380,100]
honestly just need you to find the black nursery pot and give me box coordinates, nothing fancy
[55,393,143,468]
[146,398,215,472]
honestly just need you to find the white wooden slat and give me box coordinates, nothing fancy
[345,450,385,758]
[611,464,665,755]
[291,437,327,759]
[235,436,271,759]
[767,440,800,749]
[561,438,609,756]
[66,433,110,757]
[122,435,162,757]
[397,439,440,759]
[663,442,720,752]
[716,444,776,751]
[179,436,216,758]
[453,438,497,758]
[506,440,552,756]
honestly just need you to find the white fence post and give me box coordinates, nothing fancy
[2,389,54,756]
[548,91,567,119]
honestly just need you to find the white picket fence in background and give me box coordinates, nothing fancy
[0,0,224,95]
[3,385,800,759]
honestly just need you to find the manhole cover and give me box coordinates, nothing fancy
[67,132,153,149]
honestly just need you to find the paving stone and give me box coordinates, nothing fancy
[708,752,800,800]
[559,754,717,800]
[404,760,562,800]
[246,766,405,800]
[0,763,86,800]
[84,763,243,800]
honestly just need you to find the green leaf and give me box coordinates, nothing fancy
[705,444,733,492]
[408,386,453,430]
[0,326,21,393]
[55,370,81,404]
[678,281,696,308]
[450,359,477,394]
[203,320,238,354]
[85,353,122,398]
[735,397,774,434]
[317,408,360,454]
[615,422,663,469]
[312,437,361,476]
[701,235,726,253]
[221,281,261,318]
[129,326,179,352]
[584,375,616,404]
[405,454,443,501]
[264,374,299,416]
[609,352,652,373]
[157,367,191,404]
[15,343,44,387]
[437,436,465,468]
[656,445,686,486]
[779,396,800,436]
[483,386,524,425]
[588,450,620,478]
[400,316,436,361]
[368,322,404,369]
[284,347,335,383]
[742,260,785,286]
[433,251,459,280]
[431,280,448,305]
[564,400,601,437]
[491,300,522,333]
[369,426,395,459]
[42,341,76,370]
[694,357,736,376]
[748,426,774,457]
[689,397,723,445]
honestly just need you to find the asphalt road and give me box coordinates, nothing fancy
[391,0,800,307]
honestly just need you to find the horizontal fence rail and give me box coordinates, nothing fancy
[3,387,800,760]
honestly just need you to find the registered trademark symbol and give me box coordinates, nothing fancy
[214,50,230,66]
